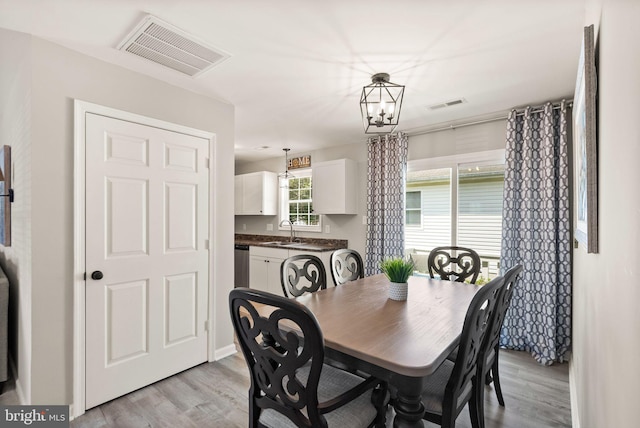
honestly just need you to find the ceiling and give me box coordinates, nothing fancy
[0,0,586,162]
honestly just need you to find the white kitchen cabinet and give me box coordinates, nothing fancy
[312,159,357,214]
[235,171,278,215]
[249,246,288,295]
[250,246,336,294]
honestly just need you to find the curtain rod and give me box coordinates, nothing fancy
[406,100,573,137]
[512,100,573,116]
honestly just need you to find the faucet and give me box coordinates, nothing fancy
[279,219,295,242]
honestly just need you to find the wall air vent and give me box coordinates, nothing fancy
[117,15,230,77]
[428,98,467,110]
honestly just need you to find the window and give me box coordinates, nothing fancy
[405,150,505,282]
[405,191,422,226]
[279,169,321,232]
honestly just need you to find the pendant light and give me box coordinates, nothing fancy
[277,148,295,188]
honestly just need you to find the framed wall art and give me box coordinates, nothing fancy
[573,24,598,253]
[0,145,12,246]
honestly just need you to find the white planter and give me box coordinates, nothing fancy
[388,282,408,301]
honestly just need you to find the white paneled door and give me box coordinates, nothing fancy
[84,113,209,409]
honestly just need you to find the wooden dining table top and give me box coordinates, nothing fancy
[293,273,481,378]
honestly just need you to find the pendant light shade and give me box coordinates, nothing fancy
[277,148,295,187]
[360,73,405,134]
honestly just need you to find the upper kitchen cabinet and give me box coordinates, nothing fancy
[235,171,278,215]
[312,159,357,214]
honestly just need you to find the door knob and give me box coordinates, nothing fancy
[91,271,104,280]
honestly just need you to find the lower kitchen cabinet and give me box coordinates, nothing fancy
[249,246,334,295]
[249,247,288,296]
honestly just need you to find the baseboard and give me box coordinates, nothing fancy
[214,344,237,361]
[569,358,581,428]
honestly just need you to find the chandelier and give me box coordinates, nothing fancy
[360,73,405,134]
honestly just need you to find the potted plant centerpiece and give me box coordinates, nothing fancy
[380,256,415,301]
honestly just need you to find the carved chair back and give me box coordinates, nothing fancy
[483,264,523,361]
[330,249,364,286]
[281,254,327,297]
[428,246,481,283]
[444,275,503,421]
[229,288,327,427]
[475,264,524,412]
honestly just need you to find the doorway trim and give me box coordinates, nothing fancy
[72,100,216,419]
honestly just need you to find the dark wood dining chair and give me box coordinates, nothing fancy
[330,249,364,286]
[280,254,327,297]
[475,264,523,427]
[427,246,481,283]
[229,288,388,428]
[420,275,504,428]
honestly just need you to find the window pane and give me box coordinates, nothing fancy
[300,189,311,200]
[406,210,421,226]
[458,163,505,262]
[406,191,421,209]
[299,177,311,189]
[405,168,451,252]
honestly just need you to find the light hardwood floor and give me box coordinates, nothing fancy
[0,349,571,427]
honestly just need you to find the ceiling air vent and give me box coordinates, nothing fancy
[428,98,467,110]
[117,15,230,77]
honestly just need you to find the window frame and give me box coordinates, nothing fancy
[278,168,322,233]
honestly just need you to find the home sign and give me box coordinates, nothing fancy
[288,155,311,170]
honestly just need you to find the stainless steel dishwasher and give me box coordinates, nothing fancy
[234,244,250,287]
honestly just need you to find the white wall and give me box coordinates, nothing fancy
[0,28,34,405]
[0,30,236,405]
[234,120,507,263]
[571,1,640,427]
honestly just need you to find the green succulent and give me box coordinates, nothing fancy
[379,257,415,283]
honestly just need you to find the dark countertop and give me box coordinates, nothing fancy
[235,234,347,252]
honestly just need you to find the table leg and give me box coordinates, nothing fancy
[392,376,425,428]
[323,348,426,427]
[393,393,424,428]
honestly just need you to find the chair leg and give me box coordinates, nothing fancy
[469,385,481,428]
[492,353,505,407]
[484,371,493,385]
[371,382,389,428]
[477,376,488,428]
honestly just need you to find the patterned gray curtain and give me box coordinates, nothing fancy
[500,102,571,365]
[364,132,408,276]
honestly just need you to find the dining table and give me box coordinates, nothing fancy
[291,273,482,428]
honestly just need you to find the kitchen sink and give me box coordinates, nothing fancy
[282,243,327,250]
[261,241,327,251]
